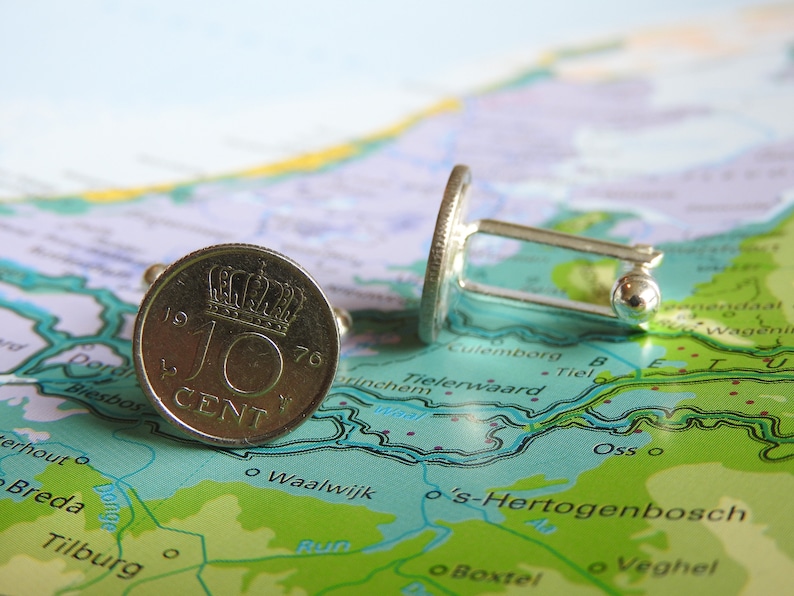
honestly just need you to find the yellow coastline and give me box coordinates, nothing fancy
[72,98,462,204]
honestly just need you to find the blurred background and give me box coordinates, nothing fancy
[0,0,772,199]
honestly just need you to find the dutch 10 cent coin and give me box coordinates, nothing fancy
[133,244,340,446]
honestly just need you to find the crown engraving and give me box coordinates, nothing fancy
[206,262,305,336]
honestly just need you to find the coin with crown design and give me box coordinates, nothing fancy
[133,243,340,446]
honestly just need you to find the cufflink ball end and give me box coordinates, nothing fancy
[610,269,661,326]
[334,307,353,338]
[143,263,167,287]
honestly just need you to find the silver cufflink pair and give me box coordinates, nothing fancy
[133,164,662,446]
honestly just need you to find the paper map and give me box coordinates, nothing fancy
[1,4,793,595]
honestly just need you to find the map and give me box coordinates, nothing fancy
[2,4,794,594]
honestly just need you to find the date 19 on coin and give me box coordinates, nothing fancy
[133,244,340,446]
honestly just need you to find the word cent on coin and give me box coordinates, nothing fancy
[133,244,340,446]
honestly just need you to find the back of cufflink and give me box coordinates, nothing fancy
[418,165,664,344]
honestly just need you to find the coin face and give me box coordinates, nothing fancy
[133,244,340,446]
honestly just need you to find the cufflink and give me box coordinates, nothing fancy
[134,243,350,446]
[419,165,663,343]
